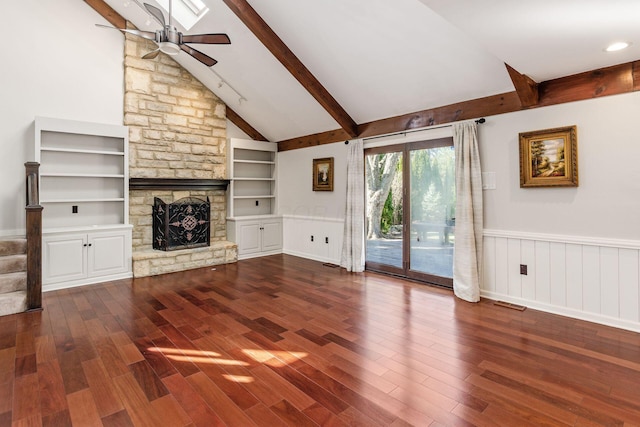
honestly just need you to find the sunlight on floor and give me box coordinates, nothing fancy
[148,347,221,357]
[241,349,308,367]
[147,347,249,366]
[146,347,309,376]
[222,374,254,383]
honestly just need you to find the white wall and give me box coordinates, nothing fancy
[278,141,348,219]
[278,141,348,263]
[0,0,124,236]
[480,91,640,240]
[226,120,251,139]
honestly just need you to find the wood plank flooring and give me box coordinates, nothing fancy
[2,254,640,426]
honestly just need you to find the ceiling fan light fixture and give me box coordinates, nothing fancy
[605,41,630,52]
[159,41,180,55]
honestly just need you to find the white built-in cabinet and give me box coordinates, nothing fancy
[227,138,282,259]
[35,117,132,290]
[227,217,283,259]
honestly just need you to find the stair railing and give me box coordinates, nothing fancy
[24,162,43,311]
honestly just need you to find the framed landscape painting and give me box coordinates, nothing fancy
[313,157,334,191]
[519,125,578,187]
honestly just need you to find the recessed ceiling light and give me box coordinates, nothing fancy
[605,42,631,52]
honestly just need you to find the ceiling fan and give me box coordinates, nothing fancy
[97,0,230,66]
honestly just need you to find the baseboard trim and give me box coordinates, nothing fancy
[282,249,340,265]
[481,290,640,333]
[43,272,133,293]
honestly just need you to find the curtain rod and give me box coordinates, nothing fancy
[347,118,486,144]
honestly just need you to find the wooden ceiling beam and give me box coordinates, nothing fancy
[279,59,640,151]
[83,0,126,28]
[505,63,539,107]
[222,0,359,138]
[537,61,637,106]
[357,92,521,139]
[279,128,353,152]
[226,107,269,141]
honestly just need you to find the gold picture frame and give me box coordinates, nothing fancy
[312,157,334,191]
[519,125,578,187]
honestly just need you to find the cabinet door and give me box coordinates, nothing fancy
[237,222,262,255]
[87,232,128,278]
[261,220,283,252]
[43,234,87,285]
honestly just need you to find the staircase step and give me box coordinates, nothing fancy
[0,254,27,275]
[0,239,27,256]
[0,290,27,317]
[0,272,27,293]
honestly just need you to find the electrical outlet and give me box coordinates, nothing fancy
[520,264,528,275]
[325,237,329,244]
[255,200,259,206]
[311,235,314,242]
[72,205,78,214]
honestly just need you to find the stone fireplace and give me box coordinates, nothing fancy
[124,28,237,277]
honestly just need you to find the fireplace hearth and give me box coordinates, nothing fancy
[153,197,210,251]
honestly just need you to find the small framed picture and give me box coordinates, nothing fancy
[312,157,334,191]
[519,125,578,187]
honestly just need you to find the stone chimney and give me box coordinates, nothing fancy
[123,29,236,277]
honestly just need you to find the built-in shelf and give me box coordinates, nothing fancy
[41,173,125,178]
[41,198,126,203]
[228,139,278,218]
[35,116,129,229]
[234,160,275,165]
[41,147,126,156]
[227,138,282,259]
[35,116,132,289]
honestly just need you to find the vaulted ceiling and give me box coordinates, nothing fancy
[88,0,640,148]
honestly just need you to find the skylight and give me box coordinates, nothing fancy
[182,0,207,16]
[155,0,209,31]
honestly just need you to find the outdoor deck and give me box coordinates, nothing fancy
[366,237,454,278]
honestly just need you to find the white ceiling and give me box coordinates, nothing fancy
[100,0,640,142]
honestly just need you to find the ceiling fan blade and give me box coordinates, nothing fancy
[142,49,161,60]
[180,44,217,67]
[182,34,231,45]
[95,24,156,41]
[144,3,165,27]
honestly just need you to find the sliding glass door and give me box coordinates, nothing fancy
[365,138,454,287]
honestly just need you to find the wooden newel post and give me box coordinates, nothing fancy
[24,162,43,311]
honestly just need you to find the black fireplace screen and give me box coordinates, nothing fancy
[153,197,210,251]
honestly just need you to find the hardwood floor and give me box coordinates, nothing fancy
[2,254,640,426]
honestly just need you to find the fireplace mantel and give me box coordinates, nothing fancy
[129,178,230,191]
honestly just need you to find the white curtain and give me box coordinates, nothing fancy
[453,121,483,302]
[340,139,365,272]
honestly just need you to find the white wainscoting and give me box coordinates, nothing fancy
[282,215,344,264]
[483,229,640,332]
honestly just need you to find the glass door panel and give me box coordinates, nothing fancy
[409,145,455,281]
[365,150,403,271]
